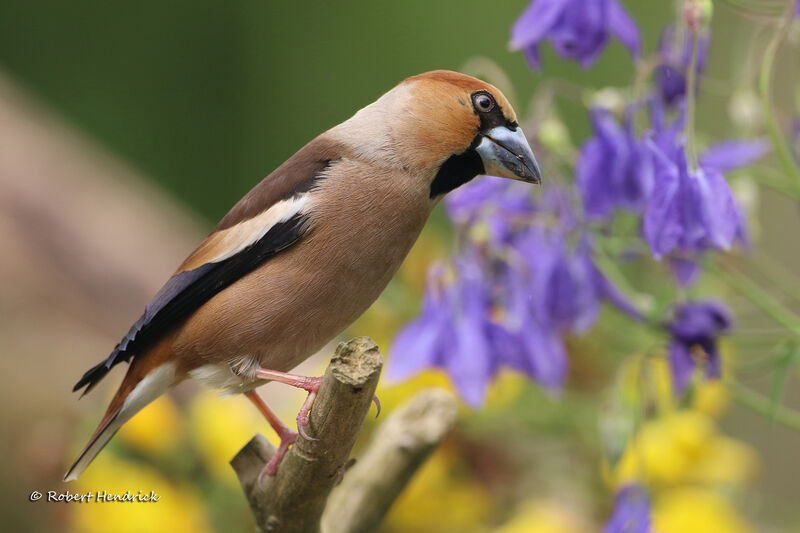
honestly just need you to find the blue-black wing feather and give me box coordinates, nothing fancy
[72,214,310,395]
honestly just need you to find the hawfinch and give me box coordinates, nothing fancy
[65,70,541,483]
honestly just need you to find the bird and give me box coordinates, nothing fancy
[64,70,541,484]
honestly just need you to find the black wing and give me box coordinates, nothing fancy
[72,214,310,395]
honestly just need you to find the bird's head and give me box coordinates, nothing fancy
[333,70,541,199]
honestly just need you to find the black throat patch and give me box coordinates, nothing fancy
[430,145,485,198]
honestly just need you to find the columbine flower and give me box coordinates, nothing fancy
[699,138,770,173]
[577,108,654,220]
[389,251,568,405]
[666,300,732,393]
[445,176,536,245]
[654,24,710,107]
[517,230,602,333]
[602,485,652,533]
[644,99,766,273]
[510,0,641,69]
[389,225,645,404]
[388,260,494,406]
[502,228,644,377]
[643,140,746,260]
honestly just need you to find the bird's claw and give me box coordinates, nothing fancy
[373,394,381,418]
[296,377,322,441]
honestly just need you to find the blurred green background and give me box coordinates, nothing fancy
[0,0,669,223]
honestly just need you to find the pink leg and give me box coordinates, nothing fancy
[244,391,297,485]
[255,368,322,441]
[255,368,382,440]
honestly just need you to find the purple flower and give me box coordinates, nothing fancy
[668,255,701,287]
[388,260,494,405]
[497,261,569,390]
[666,301,732,393]
[602,485,652,533]
[521,232,601,333]
[445,176,536,244]
[388,226,646,404]
[699,139,770,172]
[388,247,571,404]
[643,140,746,259]
[654,25,710,107]
[512,228,644,331]
[577,108,654,220]
[510,0,641,69]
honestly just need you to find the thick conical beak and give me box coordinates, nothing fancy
[475,126,541,184]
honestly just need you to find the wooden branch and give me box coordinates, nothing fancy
[321,388,458,533]
[231,337,382,533]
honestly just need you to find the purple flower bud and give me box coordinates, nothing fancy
[602,485,652,533]
[666,300,731,393]
[669,255,700,287]
[654,24,709,107]
[510,0,641,70]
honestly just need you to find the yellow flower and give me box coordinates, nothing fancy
[610,410,757,489]
[385,446,492,533]
[484,369,527,410]
[616,353,730,419]
[687,436,758,487]
[71,454,210,533]
[653,487,753,533]
[117,395,182,456]
[378,369,457,414]
[378,364,524,416]
[692,380,729,418]
[187,391,267,485]
[611,411,709,486]
[493,499,587,533]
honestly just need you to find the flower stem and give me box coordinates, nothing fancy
[716,0,783,16]
[748,251,800,306]
[759,0,800,192]
[685,32,700,170]
[714,264,800,337]
[751,168,800,199]
[726,380,800,431]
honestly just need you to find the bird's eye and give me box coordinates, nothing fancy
[472,92,495,113]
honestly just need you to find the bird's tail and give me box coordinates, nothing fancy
[63,359,176,482]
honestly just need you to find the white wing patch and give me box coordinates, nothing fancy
[178,193,314,272]
[208,194,314,264]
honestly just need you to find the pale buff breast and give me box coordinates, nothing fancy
[171,158,434,390]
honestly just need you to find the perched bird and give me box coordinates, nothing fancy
[65,70,541,483]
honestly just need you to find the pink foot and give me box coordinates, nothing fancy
[254,369,324,441]
[295,377,322,441]
[257,425,298,487]
[251,369,381,451]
